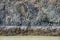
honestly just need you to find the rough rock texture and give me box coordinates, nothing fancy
[0,0,60,26]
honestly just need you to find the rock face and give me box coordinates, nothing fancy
[0,0,60,26]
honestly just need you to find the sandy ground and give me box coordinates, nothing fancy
[0,36,60,40]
